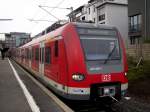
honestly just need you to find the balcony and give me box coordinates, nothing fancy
[129,24,142,36]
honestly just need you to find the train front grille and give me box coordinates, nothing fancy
[90,82,121,101]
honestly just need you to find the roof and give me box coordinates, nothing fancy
[20,22,116,48]
[20,23,67,48]
[73,22,115,30]
[88,0,95,3]
[67,5,84,16]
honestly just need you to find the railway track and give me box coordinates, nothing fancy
[63,99,120,112]
[12,59,122,112]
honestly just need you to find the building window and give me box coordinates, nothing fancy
[45,47,51,64]
[99,14,105,21]
[82,16,85,21]
[100,22,105,24]
[129,14,142,33]
[89,8,90,14]
[93,5,95,12]
[93,18,95,22]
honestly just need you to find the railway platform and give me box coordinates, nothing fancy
[0,58,32,112]
[0,58,73,112]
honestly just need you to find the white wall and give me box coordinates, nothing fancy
[95,0,128,8]
[108,0,128,4]
[0,33,5,41]
[76,0,128,46]
[105,4,128,46]
[87,5,97,22]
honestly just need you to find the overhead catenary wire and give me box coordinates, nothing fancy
[0,19,13,21]
[50,0,66,12]
[39,5,60,20]
[38,5,73,11]
[30,0,66,36]
[28,19,57,23]
[38,0,66,20]
[29,0,49,33]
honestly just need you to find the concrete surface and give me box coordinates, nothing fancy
[0,59,32,112]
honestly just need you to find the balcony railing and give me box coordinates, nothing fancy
[129,24,142,37]
[129,24,142,33]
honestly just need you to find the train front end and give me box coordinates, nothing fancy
[64,23,128,101]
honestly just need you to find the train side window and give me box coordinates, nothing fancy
[39,47,44,63]
[55,40,58,57]
[26,49,27,59]
[40,48,41,62]
[42,47,44,63]
[27,49,29,59]
[25,49,28,59]
[35,48,39,61]
[25,49,27,59]
[32,48,34,60]
[45,47,51,64]
[29,49,32,60]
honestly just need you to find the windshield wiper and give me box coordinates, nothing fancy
[104,45,116,64]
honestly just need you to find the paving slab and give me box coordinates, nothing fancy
[0,59,32,112]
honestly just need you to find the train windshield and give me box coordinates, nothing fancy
[78,28,120,61]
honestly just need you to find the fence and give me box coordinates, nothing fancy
[127,43,150,61]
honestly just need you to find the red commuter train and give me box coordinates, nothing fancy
[14,22,128,101]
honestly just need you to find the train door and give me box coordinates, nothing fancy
[29,47,32,68]
[39,42,45,75]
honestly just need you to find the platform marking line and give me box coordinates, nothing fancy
[13,59,74,112]
[8,59,40,112]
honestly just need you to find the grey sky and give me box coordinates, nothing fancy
[0,0,88,36]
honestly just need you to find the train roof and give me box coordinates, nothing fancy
[20,23,66,48]
[20,22,116,48]
[72,22,116,30]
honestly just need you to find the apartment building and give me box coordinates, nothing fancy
[128,0,150,45]
[5,32,31,48]
[68,0,128,45]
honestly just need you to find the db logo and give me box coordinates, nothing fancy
[101,74,111,82]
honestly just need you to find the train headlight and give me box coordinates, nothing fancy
[125,72,127,76]
[72,73,85,81]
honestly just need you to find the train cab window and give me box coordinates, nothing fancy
[45,47,51,64]
[77,28,120,61]
[35,48,39,61]
[55,40,58,57]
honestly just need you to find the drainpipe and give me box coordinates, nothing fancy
[145,0,147,40]
[139,0,147,60]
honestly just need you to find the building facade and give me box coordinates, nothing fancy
[68,5,88,22]
[5,32,31,48]
[128,0,150,45]
[68,0,128,45]
[0,33,6,48]
[5,33,14,48]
